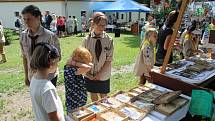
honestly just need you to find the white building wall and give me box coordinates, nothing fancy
[0,1,64,29]
[67,1,94,31]
[0,1,147,30]
[117,12,145,23]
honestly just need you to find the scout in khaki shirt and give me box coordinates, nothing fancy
[134,28,157,85]
[182,25,202,59]
[82,12,114,102]
[20,5,61,86]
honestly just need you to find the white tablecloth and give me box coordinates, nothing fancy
[165,60,215,84]
[106,24,115,32]
[144,84,190,121]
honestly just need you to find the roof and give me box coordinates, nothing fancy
[94,0,151,12]
[0,0,114,2]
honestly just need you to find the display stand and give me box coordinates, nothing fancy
[160,0,189,74]
[150,71,208,96]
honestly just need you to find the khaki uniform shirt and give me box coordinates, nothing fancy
[134,41,154,77]
[183,34,196,57]
[83,32,114,80]
[20,25,61,81]
[0,25,5,43]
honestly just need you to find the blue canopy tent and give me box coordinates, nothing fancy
[93,0,151,13]
[92,0,152,37]
[89,1,113,12]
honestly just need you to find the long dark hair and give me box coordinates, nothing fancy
[30,43,60,70]
[165,11,179,28]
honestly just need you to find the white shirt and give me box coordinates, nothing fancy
[0,25,5,43]
[30,76,65,121]
[67,18,73,27]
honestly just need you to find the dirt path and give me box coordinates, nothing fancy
[0,64,134,121]
[111,64,134,75]
[0,86,66,121]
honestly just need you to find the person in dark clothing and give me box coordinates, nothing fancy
[155,11,179,66]
[64,47,92,116]
[44,11,53,30]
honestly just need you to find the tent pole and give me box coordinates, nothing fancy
[65,0,68,19]
[126,12,128,23]
[160,0,189,74]
[138,11,140,45]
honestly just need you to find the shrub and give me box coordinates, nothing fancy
[3,28,19,46]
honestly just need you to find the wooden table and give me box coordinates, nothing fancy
[150,58,215,96]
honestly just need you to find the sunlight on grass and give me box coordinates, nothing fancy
[0,31,140,93]
[110,72,138,94]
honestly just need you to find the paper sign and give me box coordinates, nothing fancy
[189,90,213,118]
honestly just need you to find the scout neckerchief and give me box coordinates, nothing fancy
[90,32,103,61]
[29,35,39,55]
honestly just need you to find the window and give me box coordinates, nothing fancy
[81,11,86,16]
[14,12,19,17]
[116,12,119,19]
[121,14,124,19]
[129,12,132,22]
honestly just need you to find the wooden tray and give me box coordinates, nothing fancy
[99,97,124,109]
[86,102,109,113]
[117,103,148,120]
[155,97,189,116]
[97,109,129,121]
[137,89,163,103]
[112,91,132,103]
[130,86,151,94]
[81,113,97,121]
[153,91,182,104]
[71,107,94,121]
[129,96,154,111]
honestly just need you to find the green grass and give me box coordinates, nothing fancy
[0,99,6,110]
[110,72,138,94]
[0,31,140,94]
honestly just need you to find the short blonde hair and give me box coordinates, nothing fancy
[72,47,92,64]
[144,28,158,40]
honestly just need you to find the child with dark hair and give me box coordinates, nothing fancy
[29,42,65,121]
[64,47,92,116]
